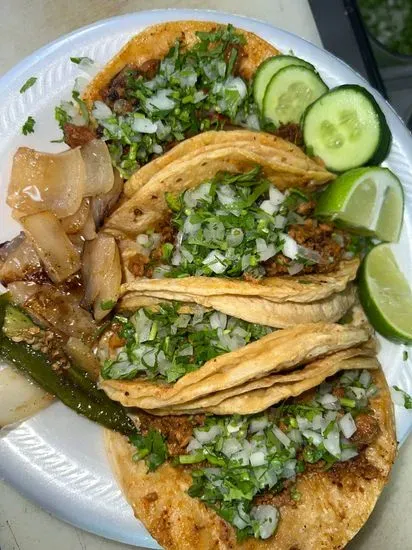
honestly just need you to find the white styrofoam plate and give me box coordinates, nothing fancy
[0,9,411,549]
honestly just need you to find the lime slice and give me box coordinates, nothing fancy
[359,244,412,343]
[315,167,404,242]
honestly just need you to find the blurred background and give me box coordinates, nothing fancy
[310,0,412,130]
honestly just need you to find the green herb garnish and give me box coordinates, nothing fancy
[130,429,168,471]
[70,56,94,65]
[393,386,412,409]
[101,303,272,383]
[20,77,37,93]
[22,116,36,135]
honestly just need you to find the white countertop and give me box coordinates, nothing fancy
[1,1,412,549]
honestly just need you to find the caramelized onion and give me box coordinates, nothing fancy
[21,211,81,283]
[81,140,114,196]
[8,147,85,217]
[61,198,90,234]
[79,207,97,241]
[6,281,42,305]
[0,234,42,284]
[91,169,123,228]
[0,364,53,428]
[82,233,121,321]
[65,337,101,380]
[25,284,97,344]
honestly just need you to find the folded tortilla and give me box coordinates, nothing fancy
[120,259,359,328]
[105,365,396,550]
[104,144,334,237]
[83,21,280,111]
[123,130,333,198]
[100,322,370,409]
[146,345,377,415]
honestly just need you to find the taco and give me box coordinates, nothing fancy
[108,159,360,326]
[105,363,396,549]
[81,21,284,179]
[99,302,371,410]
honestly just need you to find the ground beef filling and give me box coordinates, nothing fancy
[134,409,382,508]
[274,123,304,147]
[128,211,347,279]
[135,410,205,456]
[264,219,348,276]
[63,123,96,148]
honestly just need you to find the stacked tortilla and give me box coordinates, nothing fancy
[88,21,396,550]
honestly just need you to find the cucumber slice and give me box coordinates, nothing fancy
[302,85,391,172]
[262,66,328,127]
[253,55,314,111]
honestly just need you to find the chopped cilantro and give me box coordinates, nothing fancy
[140,168,318,279]
[22,116,36,135]
[130,429,168,471]
[101,303,272,383]
[174,368,373,539]
[393,386,412,409]
[20,77,37,93]
[403,350,409,361]
[90,24,259,178]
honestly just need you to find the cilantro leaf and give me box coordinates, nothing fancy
[393,386,412,409]
[22,116,36,135]
[129,429,168,471]
[20,77,37,94]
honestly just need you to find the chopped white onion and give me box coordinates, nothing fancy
[349,386,366,400]
[274,215,287,229]
[317,393,340,410]
[297,416,311,431]
[227,228,244,247]
[153,144,163,154]
[222,437,242,457]
[132,116,157,134]
[92,100,113,121]
[298,246,323,264]
[260,200,277,215]
[210,311,227,330]
[339,413,357,439]
[202,250,226,274]
[241,254,251,271]
[249,417,269,434]
[194,425,222,445]
[302,429,323,447]
[359,370,372,389]
[217,185,236,205]
[250,451,267,467]
[281,234,298,260]
[269,186,285,206]
[147,88,176,111]
[324,424,341,458]
[251,505,279,540]
[187,438,203,453]
[288,428,303,444]
[272,426,291,448]
[224,76,247,100]
[287,262,304,275]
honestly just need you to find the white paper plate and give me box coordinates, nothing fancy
[0,9,412,549]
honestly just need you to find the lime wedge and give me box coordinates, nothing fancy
[315,167,404,242]
[359,244,412,343]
